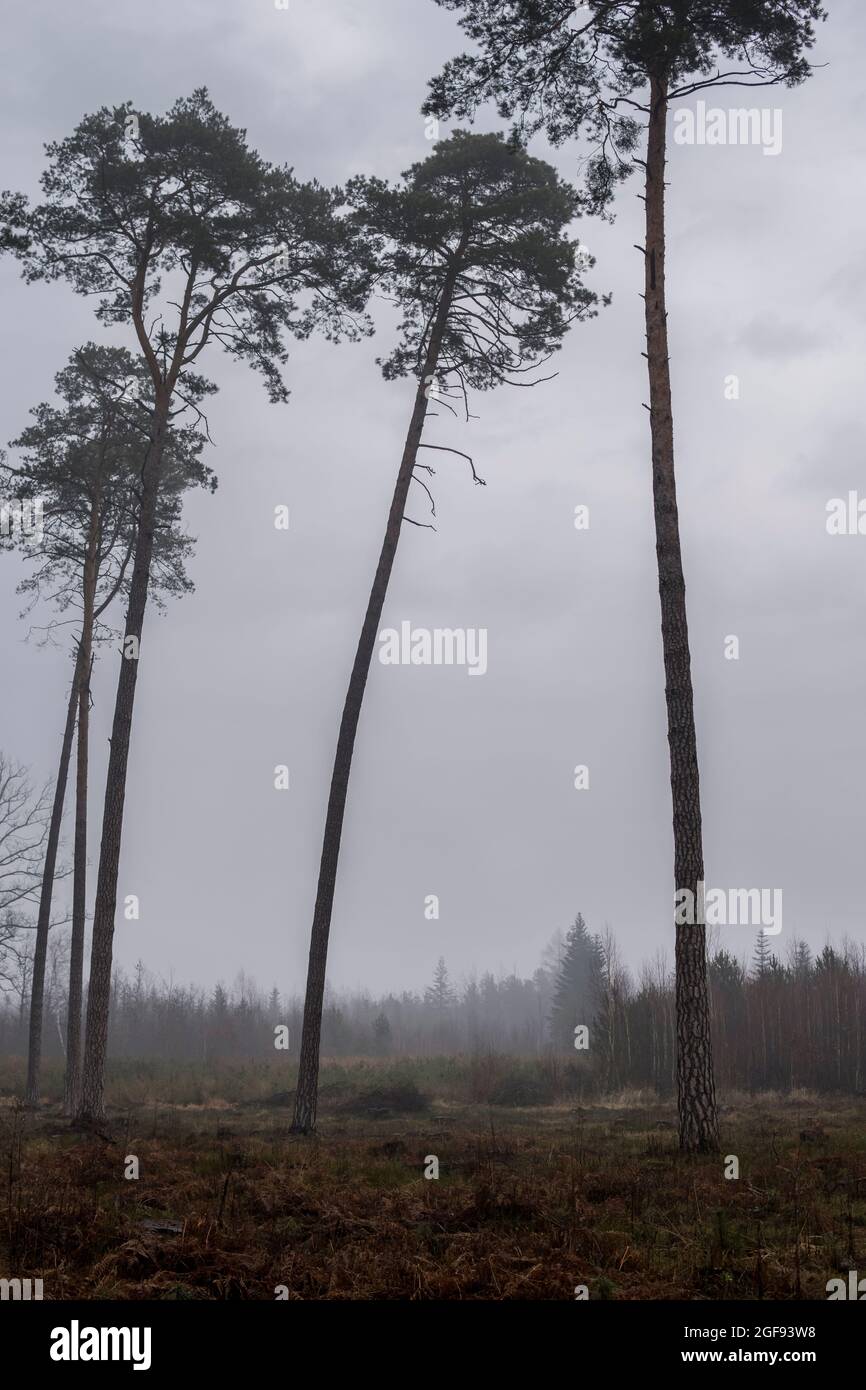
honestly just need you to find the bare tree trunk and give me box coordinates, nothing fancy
[291,270,460,1133]
[25,648,83,1105]
[63,501,100,1115]
[644,75,719,1153]
[77,401,170,1125]
[62,660,90,1114]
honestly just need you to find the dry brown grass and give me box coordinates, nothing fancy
[1,1077,864,1300]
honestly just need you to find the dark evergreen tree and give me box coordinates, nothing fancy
[790,939,813,980]
[549,913,604,1051]
[752,927,772,980]
[372,1012,393,1054]
[425,957,457,1013]
[710,948,745,993]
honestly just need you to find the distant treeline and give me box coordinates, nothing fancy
[1,917,864,1095]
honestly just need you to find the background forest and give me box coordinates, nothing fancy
[3,914,863,1097]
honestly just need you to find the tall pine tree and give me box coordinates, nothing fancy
[425,0,826,1151]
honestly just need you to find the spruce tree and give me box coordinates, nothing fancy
[549,913,604,1051]
[425,957,456,1013]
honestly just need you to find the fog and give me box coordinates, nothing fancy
[1,0,863,1000]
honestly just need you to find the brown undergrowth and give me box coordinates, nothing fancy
[1,1063,863,1300]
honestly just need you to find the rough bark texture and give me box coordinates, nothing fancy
[63,500,100,1114]
[644,75,719,1153]
[77,401,170,1124]
[291,271,459,1133]
[24,652,81,1105]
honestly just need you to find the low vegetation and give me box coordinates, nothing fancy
[1,1058,863,1300]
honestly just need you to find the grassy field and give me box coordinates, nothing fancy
[1,1057,864,1300]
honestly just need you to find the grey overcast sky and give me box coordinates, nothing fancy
[1,0,863,999]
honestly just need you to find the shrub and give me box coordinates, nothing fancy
[488,1068,555,1107]
[339,1079,430,1116]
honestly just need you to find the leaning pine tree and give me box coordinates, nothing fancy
[425,0,826,1151]
[1,90,374,1124]
[2,343,215,1109]
[291,130,599,1132]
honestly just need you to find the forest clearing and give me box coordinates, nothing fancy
[2,1060,864,1301]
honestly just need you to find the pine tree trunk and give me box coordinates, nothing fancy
[77,401,170,1125]
[24,651,82,1105]
[291,270,460,1133]
[63,500,100,1115]
[644,74,719,1153]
